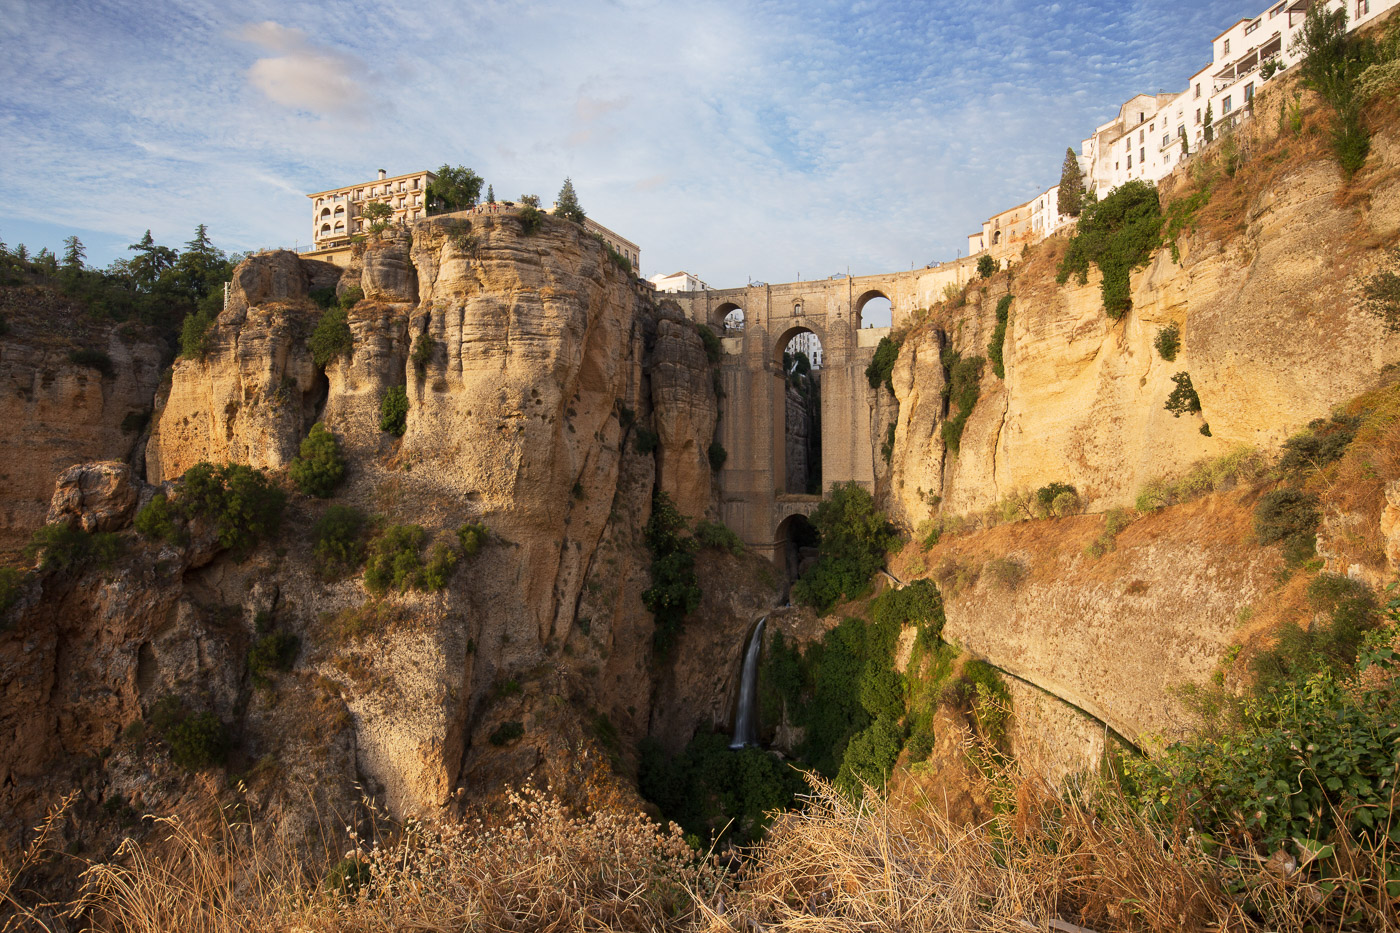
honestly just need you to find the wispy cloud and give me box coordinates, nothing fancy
[1,0,1251,283]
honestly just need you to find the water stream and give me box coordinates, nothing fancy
[729,616,767,749]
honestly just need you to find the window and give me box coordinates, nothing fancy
[1245,82,1255,101]
[1246,19,1259,34]
[1196,108,1202,124]
[1224,38,1230,55]
[1150,122,1155,132]
[1270,3,1283,17]
[1358,0,1370,15]
[1140,148,1145,163]
[1115,161,1120,171]
[1163,133,1171,147]
[1127,155,1133,169]
[1222,94,1233,114]
[1195,83,1201,99]
[1139,129,1145,143]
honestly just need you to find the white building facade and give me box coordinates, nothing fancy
[648,271,708,293]
[307,169,436,252]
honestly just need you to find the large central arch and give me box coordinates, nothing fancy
[773,325,824,496]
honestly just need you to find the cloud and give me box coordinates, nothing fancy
[236,21,366,117]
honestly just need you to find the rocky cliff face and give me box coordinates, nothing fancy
[0,291,164,557]
[0,212,758,845]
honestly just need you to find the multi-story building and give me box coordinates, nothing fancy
[966,197,1037,260]
[582,217,641,272]
[307,168,436,252]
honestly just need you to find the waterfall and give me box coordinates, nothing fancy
[729,617,767,749]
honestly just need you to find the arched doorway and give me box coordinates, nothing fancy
[722,306,746,333]
[775,327,823,495]
[775,514,819,582]
[856,290,892,329]
[715,301,743,332]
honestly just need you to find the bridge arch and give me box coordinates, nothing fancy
[774,512,819,582]
[855,289,893,329]
[713,301,743,331]
[773,322,827,367]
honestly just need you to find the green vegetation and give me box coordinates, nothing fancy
[324,858,372,899]
[1254,488,1320,566]
[360,201,393,235]
[694,519,743,555]
[457,522,488,557]
[425,165,484,214]
[1161,186,1211,263]
[633,427,659,454]
[864,335,902,393]
[518,203,544,235]
[176,462,285,554]
[1084,508,1133,558]
[1153,322,1181,361]
[24,523,120,572]
[641,492,700,657]
[987,295,1012,378]
[309,307,352,367]
[1278,413,1360,477]
[792,482,900,613]
[940,348,984,454]
[697,324,721,363]
[1057,146,1086,217]
[1164,371,1201,417]
[489,721,525,746]
[410,333,435,376]
[134,493,181,543]
[248,631,299,687]
[1031,482,1078,519]
[149,696,229,770]
[707,440,727,471]
[0,566,24,613]
[1292,3,1373,177]
[976,254,997,279]
[179,307,216,360]
[379,385,408,436]
[68,347,113,377]
[312,505,367,578]
[289,423,346,498]
[1134,446,1268,512]
[1361,249,1400,331]
[881,422,896,464]
[1056,179,1162,319]
[554,177,586,224]
[363,524,471,595]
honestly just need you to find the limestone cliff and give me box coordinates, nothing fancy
[0,290,164,557]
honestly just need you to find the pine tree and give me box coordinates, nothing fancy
[487,184,495,204]
[554,177,586,224]
[1057,147,1085,217]
[1204,103,1215,143]
[61,235,85,271]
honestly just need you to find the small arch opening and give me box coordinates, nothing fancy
[723,307,746,333]
[855,290,892,329]
[715,301,742,332]
[778,328,823,494]
[775,513,819,583]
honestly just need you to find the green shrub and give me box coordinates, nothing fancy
[324,858,372,898]
[881,422,896,464]
[248,631,299,686]
[864,335,903,393]
[309,286,337,310]
[0,566,23,613]
[1362,249,1400,331]
[1135,447,1268,512]
[489,721,525,746]
[633,427,659,454]
[707,440,727,471]
[642,493,700,656]
[1161,187,1211,263]
[1254,488,1319,566]
[1056,180,1162,318]
[379,385,408,436]
[940,348,984,454]
[309,307,352,367]
[871,579,945,648]
[157,706,229,770]
[792,483,900,613]
[1249,575,1379,691]
[984,556,1027,591]
[977,254,997,279]
[1278,413,1359,477]
[313,505,368,577]
[289,423,346,498]
[954,660,1012,745]
[1153,322,1181,361]
[410,332,435,376]
[68,347,114,377]
[179,308,217,359]
[987,295,1012,379]
[177,462,285,554]
[24,523,120,572]
[1031,482,1078,518]
[518,203,543,235]
[419,540,459,591]
[134,493,181,543]
[693,519,743,555]
[1164,371,1201,417]
[696,325,721,363]
[457,522,488,557]
[363,524,428,594]
[338,285,364,308]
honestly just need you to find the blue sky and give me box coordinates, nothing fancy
[1,0,1243,288]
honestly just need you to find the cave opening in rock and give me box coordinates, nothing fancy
[302,366,330,427]
[777,328,822,495]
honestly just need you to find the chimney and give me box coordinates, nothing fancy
[378,169,387,180]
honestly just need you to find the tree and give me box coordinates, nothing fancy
[977,254,997,279]
[1180,126,1189,157]
[1203,102,1214,143]
[1291,3,1372,176]
[127,230,177,292]
[554,177,586,224]
[61,236,85,271]
[486,184,495,204]
[425,164,484,215]
[1057,147,1085,217]
[360,200,393,235]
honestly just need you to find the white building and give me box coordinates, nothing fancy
[648,271,708,293]
[307,168,435,253]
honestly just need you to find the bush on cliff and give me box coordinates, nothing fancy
[1254,487,1320,566]
[134,493,182,543]
[0,566,24,613]
[379,385,408,436]
[177,462,285,554]
[179,307,216,359]
[24,523,121,572]
[1056,179,1161,319]
[363,524,428,594]
[793,482,900,613]
[940,348,984,454]
[312,505,367,577]
[865,335,902,393]
[977,254,997,279]
[289,423,346,498]
[641,492,700,657]
[309,307,352,367]
[987,295,1012,378]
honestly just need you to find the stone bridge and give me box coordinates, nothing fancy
[666,256,982,565]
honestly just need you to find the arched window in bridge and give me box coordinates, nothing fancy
[723,307,746,333]
[779,328,823,495]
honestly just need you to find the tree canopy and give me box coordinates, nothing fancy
[1057,147,1085,218]
[554,177,585,224]
[425,165,484,215]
